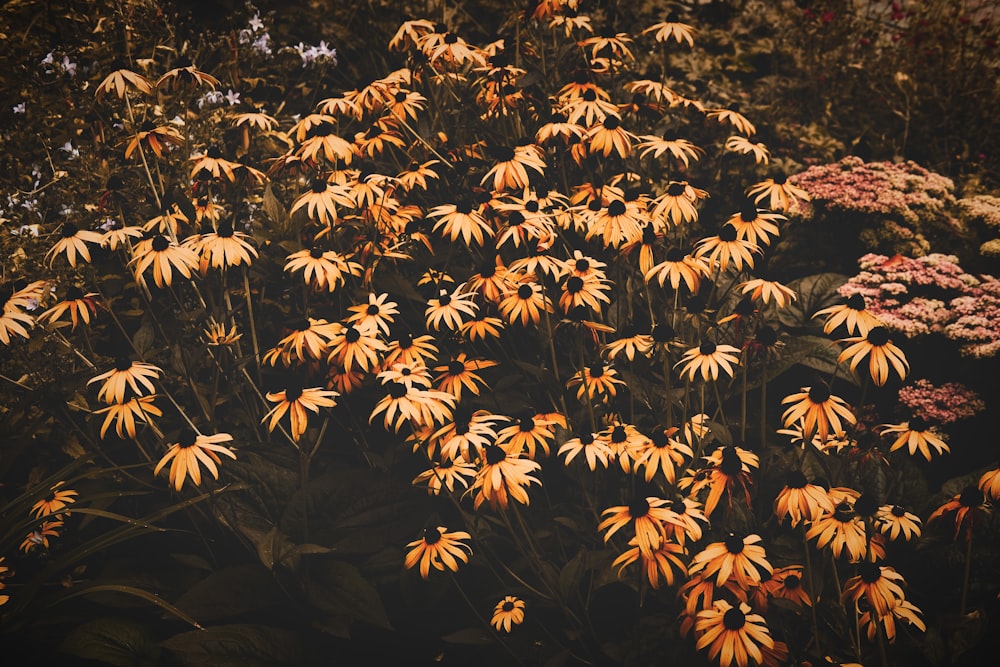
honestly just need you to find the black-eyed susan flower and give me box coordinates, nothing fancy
[469,444,542,510]
[876,504,922,541]
[682,447,757,518]
[190,147,242,182]
[724,135,770,164]
[694,225,759,273]
[636,427,693,484]
[45,223,103,267]
[21,520,63,553]
[689,532,772,589]
[130,235,200,288]
[125,121,184,160]
[694,600,774,667]
[88,359,161,404]
[746,175,811,213]
[284,247,362,292]
[806,501,869,561]
[650,181,705,226]
[290,178,352,227]
[370,382,455,432]
[598,496,677,556]
[636,133,703,167]
[814,293,883,336]
[585,198,643,249]
[101,223,144,251]
[769,565,812,607]
[188,221,259,271]
[737,277,797,309]
[263,382,339,442]
[603,325,654,362]
[377,360,433,391]
[263,318,336,367]
[578,28,634,61]
[38,286,101,331]
[558,272,612,314]
[843,561,907,618]
[558,431,612,470]
[460,312,505,343]
[434,354,496,399]
[707,105,756,136]
[204,321,242,347]
[860,598,925,643]
[497,412,559,459]
[613,535,687,589]
[95,65,153,98]
[396,159,440,192]
[928,485,991,541]
[156,61,219,91]
[535,112,586,145]
[838,326,909,386]
[383,332,439,368]
[491,596,525,632]
[645,248,709,293]
[780,385,856,445]
[481,144,546,192]
[642,17,696,46]
[585,114,635,158]
[878,417,949,460]
[662,497,709,547]
[773,471,834,527]
[326,324,386,374]
[31,484,78,519]
[154,430,236,491]
[411,458,477,495]
[404,526,472,579]
[563,88,618,126]
[346,293,399,337]
[94,395,163,439]
[297,123,356,165]
[498,280,552,326]
[675,341,741,382]
[979,467,1000,501]
[566,362,625,403]
[425,287,479,332]
[435,408,503,463]
[428,197,494,247]
[388,19,436,52]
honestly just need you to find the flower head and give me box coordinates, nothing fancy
[404,526,472,579]
[153,430,236,491]
[491,596,526,632]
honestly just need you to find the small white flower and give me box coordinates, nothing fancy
[248,13,264,31]
[224,89,241,105]
[61,56,77,77]
[12,103,25,114]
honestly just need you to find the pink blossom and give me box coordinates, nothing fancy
[897,379,985,424]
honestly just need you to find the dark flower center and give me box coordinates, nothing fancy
[652,430,671,448]
[859,561,882,583]
[908,416,928,431]
[207,146,223,159]
[607,200,626,216]
[686,295,706,314]
[444,33,458,44]
[518,416,535,432]
[579,433,594,445]
[448,360,465,375]
[611,426,627,443]
[60,223,80,238]
[566,276,584,293]
[517,284,533,299]
[366,304,381,315]
[582,89,597,102]
[575,258,590,272]
[854,493,879,518]
[891,505,907,517]
[834,501,855,522]
[718,225,738,242]
[741,202,759,221]
[423,527,442,544]
[652,323,674,342]
[721,448,744,476]
[345,326,361,343]
[310,179,328,193]
[734,296,756,317]
[959,486,984,508]
[478,259,497,278]
[588,199,602,212]
[455,199,474,214]
[285,385,303,401]
[846,293,867,310]
[394,91,407,103]
[293,319,311,331]
[786,471,808,489]
[699,340,717,355]
[177,429,199,448]
[388,382,408,399]
[642,226,657,244]
[588,363,604,378]
[755,326,778,346]
[492,146,515,162]
[722,608,746,630]
[866,327,890,346]
[525,200,539,213]
[151,234,171,252]
[114,357,133,371]
[217,222,235,238]
[485,444,507,464]
[65,285,85,301]
[665,247,686,262]
[784,574,802,589]
[724,532,745,553]
[309,122,335,137]
[629,497,650,518]
[774,174,788,185]
[603,116,621,130]
[666,182,686,196]
[808,385,831,403]
[502,601,515,611]
[438,293,452,306]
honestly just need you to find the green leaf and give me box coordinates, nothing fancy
[262,184,288,228]
[776,272,849,329]
[441,627,492,645]
[161,624,302,667]
[56,584,203,629]
[59,617,160,667]
[302,559,392,630]
[174,565,284,622]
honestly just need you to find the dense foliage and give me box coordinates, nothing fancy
[1,1,998,666]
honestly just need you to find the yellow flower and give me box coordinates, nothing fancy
[404,526,472,579]
[88,360,161,404]
[675,341,741,382]
[837,326,909,386]
[45,223,103,267]
[31,483,78,519]
[94,395,163,439]
[264,383,339,442]
[491,596,526,632]
[154,430,236,491]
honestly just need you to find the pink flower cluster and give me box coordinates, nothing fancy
[789,156,955,225]
[839,253,1000,356]
[897,379,984,425]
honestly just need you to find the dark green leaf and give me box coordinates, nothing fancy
[301,559,391,629]
[59,617,160,667]
[161,624,302,667]
[174,565,284,622]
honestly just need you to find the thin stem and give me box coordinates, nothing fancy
[960,530,974,615]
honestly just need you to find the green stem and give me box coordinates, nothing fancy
[960,529,974,615]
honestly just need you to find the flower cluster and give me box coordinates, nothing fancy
[896,379,985,425]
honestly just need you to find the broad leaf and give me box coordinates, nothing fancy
[161,624,302,667]
[59,617,160,667]
[301,559,392,630]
